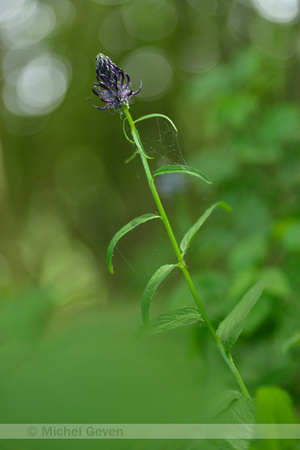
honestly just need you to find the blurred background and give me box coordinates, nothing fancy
[0,0,299,444]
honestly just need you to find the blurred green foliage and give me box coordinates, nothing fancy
[0,0,299,444]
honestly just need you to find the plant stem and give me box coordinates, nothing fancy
[122,107,250,398]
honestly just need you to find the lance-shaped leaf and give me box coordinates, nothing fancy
[153,164,212,184]
[122,117,153,159]
[217,279,270,352]
[122,117,135,144]
[141,264,177,330]
[136,306,203,337]
[107,214,161,274]
[132,129,153,159]
[180,201,231,256]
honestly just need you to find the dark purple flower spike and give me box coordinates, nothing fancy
[90,53,142,113]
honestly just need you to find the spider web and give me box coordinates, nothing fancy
[139,116,188,167]
[119,116,189,276]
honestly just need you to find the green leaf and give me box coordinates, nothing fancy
[153,164,212,184]
[255,386,298,425]
[122,117,135,144]
[106,214,161,274]
[124,151,138,164]
[134,113,178,133]
[123,118,153,159]
[192,391,255,450]
[212,391,255,424]
[209,390,243,418]
[131,128,153,159]
[217,280,269,352]
[141,264,177,330]
[137,306,203,337]
[214,392,255,450]
[254,386,299,449]
[180,202,231,256]
[283,331,300,352]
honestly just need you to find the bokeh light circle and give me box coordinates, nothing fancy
[3,53,71,116]
[249,18,298,61]
[122,0,177,41]
[179,35,220,74]
[251,0,299,24]
[0,0,56,48]
[93,0,128,5]
[122,48,173,100]
[99,9,136,53]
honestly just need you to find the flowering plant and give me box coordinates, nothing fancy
[90,54,269,402]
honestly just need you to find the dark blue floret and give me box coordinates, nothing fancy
[90,53,142,113]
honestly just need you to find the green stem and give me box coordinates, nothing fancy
[122,107,250,398]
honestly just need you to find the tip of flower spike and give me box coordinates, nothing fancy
[95,53,107,61]
[95,53,109,66]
